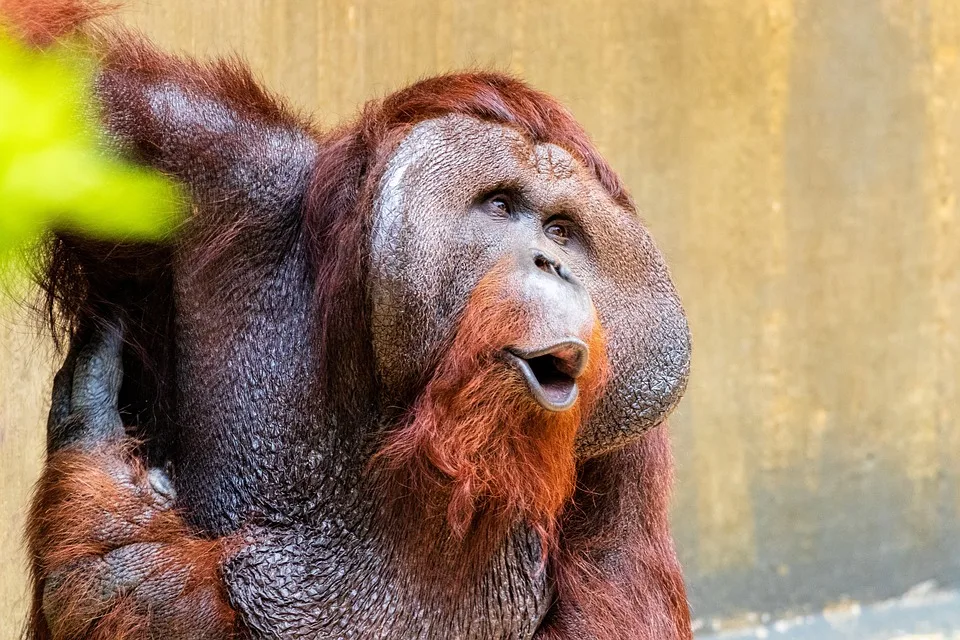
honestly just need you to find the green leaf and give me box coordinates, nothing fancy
[0,28,183,264]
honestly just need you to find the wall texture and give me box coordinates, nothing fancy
[2,0,959,633]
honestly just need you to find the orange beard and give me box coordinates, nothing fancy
[374,265,609,549]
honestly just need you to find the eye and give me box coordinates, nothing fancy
[544,220,570,245]
[486,194,513,217]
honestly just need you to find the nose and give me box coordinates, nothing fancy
[532,250,574,284]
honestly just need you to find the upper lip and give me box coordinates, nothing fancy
[503,338,589,412]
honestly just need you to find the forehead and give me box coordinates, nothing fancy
[378,114,616,212]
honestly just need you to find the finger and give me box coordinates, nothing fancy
[46,348,79,451]
[68,320,126,448]
[147,467,177,506]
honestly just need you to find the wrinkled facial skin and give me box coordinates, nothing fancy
[369,115,691,456]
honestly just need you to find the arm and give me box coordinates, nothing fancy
[36,11,324,534]
[536,425,692,640]
[26,322,238,640]
[93,34,318,219]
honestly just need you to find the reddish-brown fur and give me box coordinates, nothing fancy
[539,427,692,639]
[0,0,111,45]
[374,260,609,548]
[11,1,691,638]
[26,443,237,640]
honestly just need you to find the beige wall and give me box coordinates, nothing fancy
[2,0,959,632]
[0,304,51,636]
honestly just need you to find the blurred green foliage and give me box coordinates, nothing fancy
[0,29,181,272]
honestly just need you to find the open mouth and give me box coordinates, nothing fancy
[504,339,589,412]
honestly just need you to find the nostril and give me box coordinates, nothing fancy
[533,252,555,275]
[533,251,564,279]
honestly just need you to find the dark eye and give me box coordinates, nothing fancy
[545,220,570,245]
[487,194,512,217]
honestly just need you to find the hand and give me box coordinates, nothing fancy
[29,320,237,640]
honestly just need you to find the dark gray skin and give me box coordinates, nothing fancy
[39,63,690,638]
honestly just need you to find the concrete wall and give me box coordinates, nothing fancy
[2,0,959,633]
